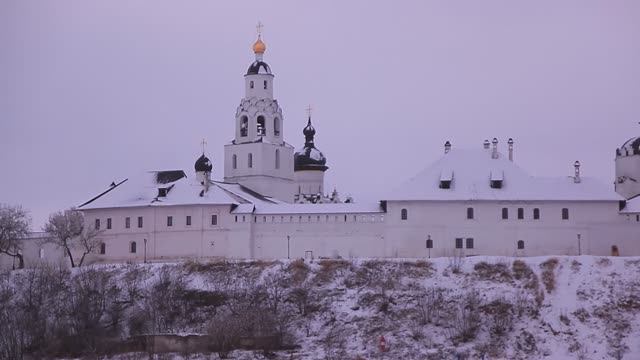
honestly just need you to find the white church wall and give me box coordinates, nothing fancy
[294,170,325,196]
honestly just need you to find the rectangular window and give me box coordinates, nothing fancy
[211,214,218,226]
[106,218,112,229]
[518,208,524,220]
[533,208,540,220]
[502,208,508,220]
[186,215,192,226]
[125,217,130,229]
[95,219,100,230]
[467,207,474,219]
[562,208,569,220]
[138,216,143,228]
[167,216,173,227]
[455,238,463,249]
[466,238,474,249]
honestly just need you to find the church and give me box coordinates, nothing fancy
[4,32,640,268]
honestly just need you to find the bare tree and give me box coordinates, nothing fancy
[43,209,100,268]
[0,204,30,269]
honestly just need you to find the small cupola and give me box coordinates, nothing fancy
[294,116,328,172]
[574,160,581,183]
[194,149,213,187]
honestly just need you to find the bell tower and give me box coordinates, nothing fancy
[224,24,295,202]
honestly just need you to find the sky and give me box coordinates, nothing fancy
[1,1,639,230]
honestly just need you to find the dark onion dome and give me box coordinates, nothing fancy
[617,137,640,157]
[194,154,213,172]
[294,118,328,172]
[246,61,272,75]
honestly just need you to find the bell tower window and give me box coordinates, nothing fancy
[274,118,280,136]
[264,80,267,89]
[240,116,248,137]
[250,81,254,89]
[257,116,266,136]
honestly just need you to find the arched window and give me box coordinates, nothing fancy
[533,208,540,220]
[257,115,266,135]
[240,116,248,137]
[248,153,253,168]
[250,81,254,89]
[100,242,106,254]
[274,117,280,136]
[264,80,268,89]
[401,208,408,220]
[517,240,525,250]
[130,241,137,254]
[275,149,280,169]
[232,154,237,169]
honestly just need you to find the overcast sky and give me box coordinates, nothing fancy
[1,1,639,230]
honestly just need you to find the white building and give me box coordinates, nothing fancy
[4,34,639,268]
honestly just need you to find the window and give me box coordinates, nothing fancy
[533,208,540,220]
[100,243,106,254]
[467,207,474,219]
[344,215,347,222]
[250,80,254,89]
[248,153,253,168]
[232,154,237,169]
[455,238,463,249]
[466,238,474,249]
[106,218,112,229]
[130,242,137,253]
[517,208,524,220]
[167,216,173,227]
[637,215,639,222]
[274,118,280,136]
[401,208,408,220]
[125,217,130,229]
[234,215,238,223]
[263,80,267,89]
[186,215,192,226]
[257,115,266,135]
[562,208,569,220]
[517,240,525,250]
[211,214,218,225]
[95,219,101,230]
[426,238,433,249]
[275,149,280,169]
[138,216,143,228]
[240,116,248,137]
[502,208,509,220]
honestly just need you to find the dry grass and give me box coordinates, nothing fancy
[512,260,539,291]
[540,258,559,294]
[314,259,352,285]
[287,259,310,285]
[474,261,512,282]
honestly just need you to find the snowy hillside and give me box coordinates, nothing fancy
[1,256,639,359]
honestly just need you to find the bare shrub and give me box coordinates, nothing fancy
[540,258,558,293]
[447,291,481,343]
[571,260,582,273]
[315,259,352,285]
[416,287,447,325]
[516,330,537,355]
[474,261,512,282]
[134,267,188,334]
[573,308,590,323]
[481,297,514,336]
[400,260,435,278]
[288,285,318,316]
[448,251,465,274]
[597,257,612,267]
[287,258,310,285]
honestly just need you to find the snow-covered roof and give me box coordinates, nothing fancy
[385,148,623,202]
[78,171,278,210]
[621,196,640,214]
[254,202,383,215]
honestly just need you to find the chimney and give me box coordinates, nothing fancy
[574,161,581,183]
[508,138,514,162]
[491,138,499,159]
[444,141,451,154]
[483,139,490,149]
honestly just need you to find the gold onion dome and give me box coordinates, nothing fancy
[253,36,266,54]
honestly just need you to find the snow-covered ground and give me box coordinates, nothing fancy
[4,255,639,359]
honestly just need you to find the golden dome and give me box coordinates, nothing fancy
[253,36,266,54]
